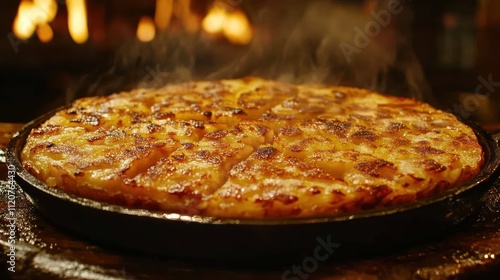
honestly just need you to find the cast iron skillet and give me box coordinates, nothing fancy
[6,107,500,262]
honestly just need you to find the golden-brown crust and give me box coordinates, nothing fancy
[21,77,484,218]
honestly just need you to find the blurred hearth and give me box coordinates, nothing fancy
[0,0,499,126]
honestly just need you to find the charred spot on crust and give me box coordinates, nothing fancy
[253,147,279,160]
[275,194,299,205]
[181,143,195,149]
[152,112,175,119]
[229,125,243,135]
[454,134,476,145]
[408,174,425,182]
[130,112,146,124]
[351,130,378,141]
[259,112,294,121]
[205,130,228,139]
[308,186,321,195]
[413,146,445,155]
[355,159,395,177]
[371,185,392,199]
[31,125,62,136]
[255,193,298,205]
[229,162,247,176]
[289,145,303,152]
[232,108,246,115]
[323,120,351,137]
[202,111,212,117]
[412,123,429,132]
[255,125,270,136]
[195,150,222,164]
[172,154,186,161]
[147,124,161,133]
[195,150,210,160]
[392,137,411,146]
[153,142,166,149]
[420,159,446,173]
[386,122,407,133]
[193,121,205,129]
[70,113,101,126]
[105,129,126,138]
[87,135,104,143]
[279,125,303,137]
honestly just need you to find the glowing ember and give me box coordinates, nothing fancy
[202,5,252,45]
[155,0,173,31]
[66,0,88,44]
[36,23,53,43]
[137,16,156,42]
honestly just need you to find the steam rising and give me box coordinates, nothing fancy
[69,0,433,104]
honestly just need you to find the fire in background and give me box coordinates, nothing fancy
[12,0,253,45]
[2,0,500,124]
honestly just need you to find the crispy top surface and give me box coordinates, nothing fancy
[21,77,484,218]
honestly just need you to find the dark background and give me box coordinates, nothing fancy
[0,0,498,124]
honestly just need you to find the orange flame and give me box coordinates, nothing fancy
[202,6,226,34]
[34,0,58,23]
[37,23,53,43]
[12,0,58,40]
[13,0,36,40]
[223,10,252,45]
[66,0,88,44]
[137,16,156,42]
[155,0,173,31]
[174,0,198,33]
[202,5,252,45]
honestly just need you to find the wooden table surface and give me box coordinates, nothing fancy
[0,122,499,280]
